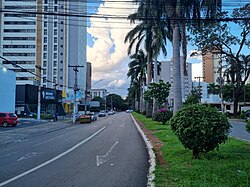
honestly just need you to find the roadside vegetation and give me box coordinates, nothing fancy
[132,112,250,186]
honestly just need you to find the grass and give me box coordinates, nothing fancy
[132,112,250,187]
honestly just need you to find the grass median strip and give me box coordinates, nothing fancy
[132,112,250,187]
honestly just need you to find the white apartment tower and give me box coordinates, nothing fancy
[0,0,87,91]
[159,59,192,106]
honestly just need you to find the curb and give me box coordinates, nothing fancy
[130,114,155,187]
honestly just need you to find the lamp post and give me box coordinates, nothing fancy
[68,65,84,123]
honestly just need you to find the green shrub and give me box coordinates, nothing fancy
[152,108,172,125]
[41,113,53,120]
[246,121,250,133]
[170,104,231,158]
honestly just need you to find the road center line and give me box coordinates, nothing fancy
[32,135,65,147]
[0,126,107,187]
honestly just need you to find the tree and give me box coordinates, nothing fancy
[106,94,128,111]
[207,83,220,95]
[127,50,147,112]
[144,80,171,109]
[170,104,231,158]
[125,2,170,117]
[183,89,200,105]
[160,0,222,114]
[193,4,250,115]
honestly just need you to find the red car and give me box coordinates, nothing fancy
[0,112,18,127]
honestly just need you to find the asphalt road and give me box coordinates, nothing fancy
[229,119,250,142]
[0,112,149,187]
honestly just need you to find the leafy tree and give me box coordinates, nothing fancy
[106,94,128,111]
[144,80,171,109]
[183,89,200,105]
[193,4,250,115]
[207,83,220,95]
[170,104,231,158]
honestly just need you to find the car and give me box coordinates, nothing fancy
[245,111,250,122]
[90,113,97,121]
[126,109,133,113]
[76,114,92,123]
[0,112,18,127]
[98,111,106,117]
[108,111,113,115]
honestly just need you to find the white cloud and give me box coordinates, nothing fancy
[87,1,138,97]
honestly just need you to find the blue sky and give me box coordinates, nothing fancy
[86,0,249,98]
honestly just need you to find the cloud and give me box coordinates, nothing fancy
[87,1,138,97]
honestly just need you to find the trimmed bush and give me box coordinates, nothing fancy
[170,104,231,158]
[246,121,250,133]
[152,108,172,125]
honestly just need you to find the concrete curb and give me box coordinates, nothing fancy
[130,114,155,187]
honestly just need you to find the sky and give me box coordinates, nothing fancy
[86,0,245,98]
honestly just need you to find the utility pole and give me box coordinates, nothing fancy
[68,65,84,123]
[194,76,204,102]
[35,65,45,121]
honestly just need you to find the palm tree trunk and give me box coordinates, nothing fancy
[153,56,158,113]
[172,24,182,114]
[146,53,152,117]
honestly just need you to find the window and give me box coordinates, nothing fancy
[44,6,48,12]
[44,21,47,27]
[43,45,47,51]
[44,37,47,43]
[53,77,57,82]
[54,29,57,35]
[44,0,48,4]
[54,45,57,51]
[60,45,63,48]
[44,29,47,35]
[53,53,57,59]
[54,21,57,27]
[43,61,47,67]
[60,60,63,64]
[54,6,58,12]
[53,61,57,67]
[61,29,63,32]
[53,69,57,75]
[43,69,46,75]
[55,0,58,4]
[54,37,57,43]
[43,53,47,59]
[43,77,46,82]
[54,15,57,19]
[60,53,63,56]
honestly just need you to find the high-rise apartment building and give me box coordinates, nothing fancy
[159,59,192,106]
[0,0,87,92]
[202,51,221,83]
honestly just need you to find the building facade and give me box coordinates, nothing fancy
[202,51,221,83]
[0,0,87,114]
[159,59,192,106]
[90,89,108,100]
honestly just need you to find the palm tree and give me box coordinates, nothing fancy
[207,83,220,95]
[125,2,170,117]
[127,50,147,112]
[159,0,222,113]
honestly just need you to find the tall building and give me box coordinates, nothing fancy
[159,59,192,106]
[0,0,87,92]
[202,51,221,83]
[86,62,92,91]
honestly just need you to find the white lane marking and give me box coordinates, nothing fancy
[0,126,107,187]
[109,121,112,125]
[32,135,64,147]
[17,152,41,162]
[96,141,118,166]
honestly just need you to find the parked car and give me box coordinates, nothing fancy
[108,111,114,115]
[0,112,18,127]
[98,111,106,117]
[245,111,250,122]
[75,114,91,124]
[90,113,97,121]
